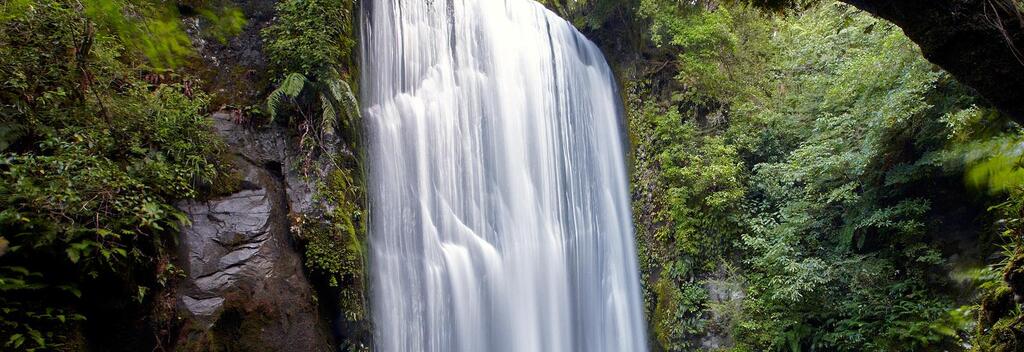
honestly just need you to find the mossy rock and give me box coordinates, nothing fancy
[981,286,1016,327]
[1004,249,1024,300]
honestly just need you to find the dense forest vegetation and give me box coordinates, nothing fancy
[0,0,365,350]
[550,0,1024,350]
[0,1,236,349]
[2,0,1024,351]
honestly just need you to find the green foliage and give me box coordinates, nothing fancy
[964,134,1024,194]
[266,71,360,139]
[967,187,1024,351]
[959,130,1024,351]
[625,3,772,350]
[651,104,746,272]
[638,0,773,105]
[82,0,194,68]
[732,5,979,350]
[653,278,710,350]
[946,87,1024,351]
[623,2,998,350]
[69,0,243,68]
[263,0,356,81]
[299,167,367,322]
[267,73,309,121]
[263,0,360,149]
[0,1,228,348]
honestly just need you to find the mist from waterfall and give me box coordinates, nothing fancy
[361,0,648,351]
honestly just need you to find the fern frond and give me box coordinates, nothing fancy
[338,80,360,122]
[266,72,308,121]
[325,77,361,129]
[320,92,338,137]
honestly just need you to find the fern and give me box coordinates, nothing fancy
[332,76,360,128]
[266,72,308,121]
[320,92,338,136]
[265,69,361,142]
[324,73,360,129]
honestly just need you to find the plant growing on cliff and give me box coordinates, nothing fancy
[263,1,370,349]
[266,70,359,140]
[300,168,368,323]
[263,0,360,150]
[0,1,233,349]
[263,0,356,81]
[969,186,1024,351]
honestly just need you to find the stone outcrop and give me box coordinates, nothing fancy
[699,270,745,351]
[841,0,1024,120]
[172,0,368,348]
[182,0,278,107]
[174,113,333,351]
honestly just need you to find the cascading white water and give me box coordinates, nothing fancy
[361,0,647,351]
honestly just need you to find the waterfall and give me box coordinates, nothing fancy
[361,0,648,351]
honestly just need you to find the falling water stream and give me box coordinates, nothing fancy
[361,0,648,351]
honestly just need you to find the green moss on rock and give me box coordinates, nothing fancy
[291,162,370,351]
[652,276,709,351]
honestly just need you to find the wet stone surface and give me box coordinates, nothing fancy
[174,112,332,351]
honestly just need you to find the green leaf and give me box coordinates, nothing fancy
[135,285,148,303]
[267,73,308,121]
[8,333,24,348]
[27,329,44,347]
[58,284,82,298]
[65,248,80,263]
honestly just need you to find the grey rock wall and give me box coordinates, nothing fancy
[174,112,333,351]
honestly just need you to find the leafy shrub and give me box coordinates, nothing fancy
[653,278,710,350]
[655,112,746,271]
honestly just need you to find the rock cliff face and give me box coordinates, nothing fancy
[169,0,370,349]
[842,0,1024,121]
[174,113,333,351]
[183,0,278,108]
